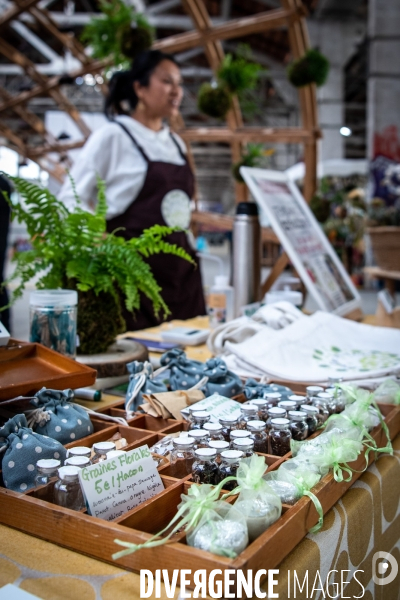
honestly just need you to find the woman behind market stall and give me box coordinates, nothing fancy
[59,50,206,330]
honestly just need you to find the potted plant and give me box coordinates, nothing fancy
[1,174,195,355]
[287,48,329,87]
[81,0,154,66]
[366,198,400,271]
[232,144,274,182]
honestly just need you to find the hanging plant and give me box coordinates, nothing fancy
[217,50,261,95]
[81,0,154,66]
[232,144,274,182]
[118,14,155,60]
[197,82,232,119]
[287,49,330,87]
[1,174,195,354]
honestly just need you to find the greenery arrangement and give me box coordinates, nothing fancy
[232,144,274,183]
[310,177,366,275]
[367,198,400,227]
[287,48,330,88]
[197,82,232,119]
[197,46,263,120]
[1,174,194,354]
[81,0,154,66]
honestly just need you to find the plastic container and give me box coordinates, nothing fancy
[30,289,78,358]
[208,275,234,327]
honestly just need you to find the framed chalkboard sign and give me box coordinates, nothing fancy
[240,167,362,317]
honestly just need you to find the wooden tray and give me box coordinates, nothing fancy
[0,397,398,588]
[0,340,96,400]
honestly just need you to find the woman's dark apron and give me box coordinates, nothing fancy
[106,121,206,331]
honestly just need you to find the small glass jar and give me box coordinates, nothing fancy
[186,405,203,424]
[192,448,219,485]
[288,394,306,410]
[218,416,239,442]
[300,404,319,435]
[91,441,116,464]
[65,456,91,469]
[246,420,268,454]
[188,429,210,449]
[29,289,78,358]
[266,407,287,432]
[288,410,308,441]
[218,450,244,490]
[269,418,291,456]
[251,399,269,421]
[189,411,211,431]
[263,392,282,408]
[306,385,324,403]
[230,429,253,446]
[232,437,255,457]
[170,437,195,477]
[66,446,92,462]
[54,466,85,511]
[326,387,345,413]
[107,450,126,460]
[328,377,343,387]
[278,400,297,413]
[35,459,60,502]
[208,440,230,464]
[317,391,336,415]
[203,422,224,441]
[311,397,330,426]
[237,404,259,429]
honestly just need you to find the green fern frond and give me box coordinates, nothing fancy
[1,173,194,322]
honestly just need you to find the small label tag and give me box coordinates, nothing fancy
[79,445,164,521]
[208,293,227,309]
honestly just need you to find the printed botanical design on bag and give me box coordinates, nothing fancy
[312,346,400,372]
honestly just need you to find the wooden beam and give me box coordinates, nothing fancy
[261,251,289,296]
[28,139,86,157]
[0,38,91,137]
[28,5,89,65]
[0,122,27,154]
[0,0,41,28]
[0,86,58,147]
[0,58,110,115]
[178,126,316,143]
[154,7,299,54]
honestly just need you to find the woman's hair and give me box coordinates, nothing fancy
[104,50,178,119]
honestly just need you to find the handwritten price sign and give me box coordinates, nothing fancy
[79,445,164,521]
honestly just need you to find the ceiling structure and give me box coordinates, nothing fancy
[0,0,363,209]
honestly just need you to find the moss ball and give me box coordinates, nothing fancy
[287,49,330,87]
[197,83,232,119]
[119,25,153,59]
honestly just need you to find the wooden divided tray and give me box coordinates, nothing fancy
[0,340,96,400]
[0,396,399,589]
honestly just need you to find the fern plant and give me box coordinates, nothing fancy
[1,174,195,353]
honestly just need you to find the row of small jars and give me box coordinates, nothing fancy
[34,442,125,511]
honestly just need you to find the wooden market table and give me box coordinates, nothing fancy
[0,435,399,599]
[364,266,400,297]
[1,316,400,599]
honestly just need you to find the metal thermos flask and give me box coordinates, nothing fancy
[232,202,261,317]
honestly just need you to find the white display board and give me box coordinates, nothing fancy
[240,167,362,317]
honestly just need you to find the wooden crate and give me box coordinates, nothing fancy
[0,400,398,589]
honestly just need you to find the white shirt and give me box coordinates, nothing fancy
[58,115,187,219]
